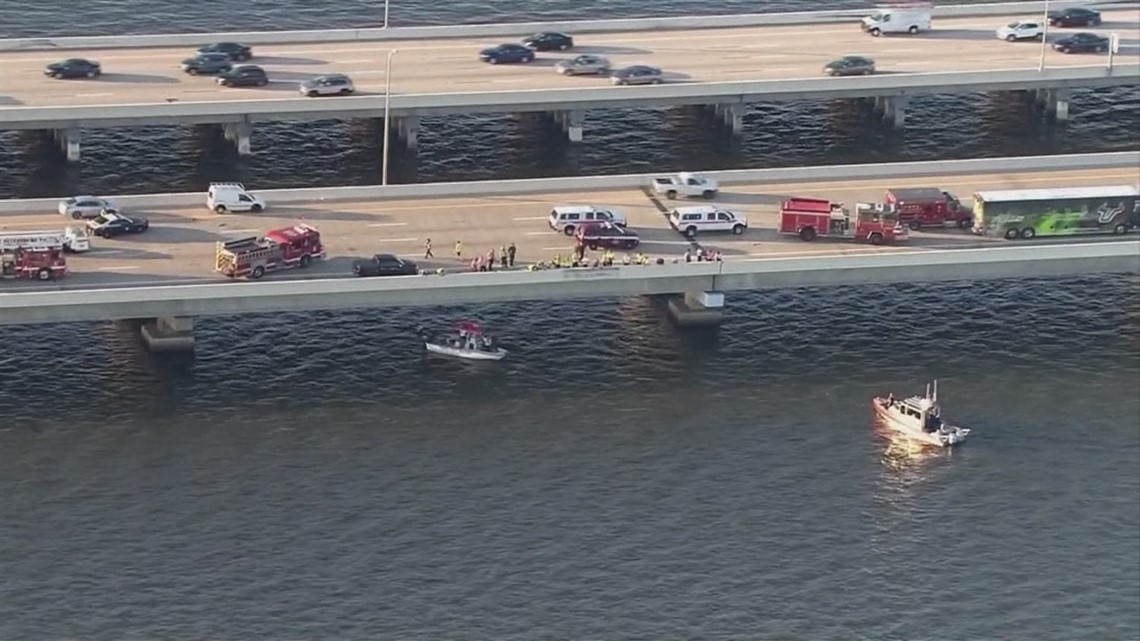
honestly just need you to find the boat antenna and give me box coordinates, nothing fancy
[932,379,938,403]
[925,382,931,400]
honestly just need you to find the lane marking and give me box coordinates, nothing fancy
[366,222,408,227]
[72,92,114,97]
[376,237,419,242]
[95,265,141,271]
[523,231,550,236]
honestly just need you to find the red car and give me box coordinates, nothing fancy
[575,222,640,250]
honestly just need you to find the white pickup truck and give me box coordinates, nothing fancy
[651,172,719,200]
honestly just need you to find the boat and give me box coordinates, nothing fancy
[420,321,508,361]
[872,380,970,447]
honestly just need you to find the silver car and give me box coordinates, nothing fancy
[554,54,612,76]
[299,74,355,97]
[58,196,117,220]
[610,65,663,86]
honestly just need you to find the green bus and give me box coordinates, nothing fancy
[972,185,1140,240]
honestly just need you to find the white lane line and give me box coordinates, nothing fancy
[378,237,419,242]
[523,231,550,236]
[513,216,548,221]
[366,222,408,227]
[95,265,140,271]
[72,92,114,97]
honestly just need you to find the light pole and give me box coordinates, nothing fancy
[1038,0,1050,71]
[383,0,389,29]
[382,48,397,186]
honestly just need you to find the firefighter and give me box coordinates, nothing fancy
[424,238,434,259]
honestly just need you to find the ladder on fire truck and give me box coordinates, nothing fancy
[0,231,66,251]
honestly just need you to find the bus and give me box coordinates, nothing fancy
[972,185,1140,240]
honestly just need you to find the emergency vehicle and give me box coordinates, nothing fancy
[778,197,908,244]
[0,231,70,281]
[214,223,325,280]
[884,187,970,229]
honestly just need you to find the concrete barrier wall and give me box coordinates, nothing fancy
[1,241,1136,325]
[2,2,1132,51]
[0,152,1136,214]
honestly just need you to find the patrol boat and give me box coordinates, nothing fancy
[872,380,970,447]
[420,321,508,361]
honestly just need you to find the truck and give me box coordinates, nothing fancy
[214,223,326,279]
[861,2,932,36]
[778,197,908,244]
[884,187,970,229]
[972,185,1140,240]
[651,172,719,200]
[0,231,70,281]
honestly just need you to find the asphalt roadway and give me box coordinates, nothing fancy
[0,11,1137,108]
[0,166,1136,292]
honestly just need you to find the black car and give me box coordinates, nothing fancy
[352,254,419,277]
[88,213,149,237]
[216,65,269,87]
[197,42,253,61]
[1047,7,1101,27]
[823,55,875,76]
[523,31,574,51]
[479,44,535,64]
[181,52,233,75]
[1053,32,1110,54]
[43,58,101,79]
[576,223,640,250]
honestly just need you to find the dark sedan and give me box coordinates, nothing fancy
[479,44,535,64]
[197,42,253,61]
[44,58,101,79]
[576,223,640,250]
[352,254,419,277]
[523,31,574,51]
[823,55,875,76]
[1053,32,1110,53]
[181,52,233,75]
[609,65,663,86]
[87,213,149,237]
[216,65,269,87]
[1048,7,1101,27]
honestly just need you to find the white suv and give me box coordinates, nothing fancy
[996,20,1044,42]
[669,206,748,238]
[548,205,628,235]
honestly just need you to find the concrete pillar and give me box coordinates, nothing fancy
[889,95,910,128]
[223,122,252,156]
[396,115,419,151]
[54,128,81,162]
[552,110,584,143]
[872,96,887,114]
[1047,88,1071,122]
[140,316,195,353]
[667,291,725,327]
[713,104,743,135]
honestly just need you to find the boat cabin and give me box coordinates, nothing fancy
[887,394,944,433]
[453,322,496,352]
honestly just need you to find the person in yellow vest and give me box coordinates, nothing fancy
[454,240,463,260]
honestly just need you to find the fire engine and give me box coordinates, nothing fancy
[215,223,326,280]
[778,197,908,244]
[0,231,70,281]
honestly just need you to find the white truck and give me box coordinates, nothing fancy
[651,172,719,200]
[207,182,267,214]
[861,4,932,36]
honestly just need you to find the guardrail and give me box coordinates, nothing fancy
[2,65,1137,130]
[1,241,1136,325]
[0,152,1136,214]
[1,2,1133,51]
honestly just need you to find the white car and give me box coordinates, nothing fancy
[669,206,748,238]
[207,182,266,214]
[548,205,628,235]
[996,20,1044,41]
[58,195,116,219]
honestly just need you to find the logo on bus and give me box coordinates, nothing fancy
[1096,203,1124,224]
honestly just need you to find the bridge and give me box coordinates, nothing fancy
[1,3,1137,159]
[1,153,1138,350]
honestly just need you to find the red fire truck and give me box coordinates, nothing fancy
[215,223,326,280]
[0,231,69,281]
[778,197,908,244]
[884,187,970,229]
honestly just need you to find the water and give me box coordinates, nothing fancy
[1,2,1139,638]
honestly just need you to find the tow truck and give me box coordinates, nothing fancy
[778,197,907,244]
[0,231,70,281]
[214,223,325,279]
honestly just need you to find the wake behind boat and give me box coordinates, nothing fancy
[872,380,971,447]
[420,321,508,361]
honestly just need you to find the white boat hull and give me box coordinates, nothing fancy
[425,342,508,361]
[873,398,970,447]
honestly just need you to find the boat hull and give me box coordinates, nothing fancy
[425,342,508,361]
[872,397,969,447]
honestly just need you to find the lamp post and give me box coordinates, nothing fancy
[383,0,390,29]
[1038,0,1050,71]
[382,48,397,186]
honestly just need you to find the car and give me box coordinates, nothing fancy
[548,205,628,235]
[58,196,117,220]
[299,74,355,97]
[523,32,574,51]
[87,212,149,237]
[479,44,535,64]
[996,20,1044,41]
[575,223,640,250]
[197,42,253,61]
[1048,7,1101,27]
[181,52,233,75]
[43,58,101,79]
[352,253,419,277]
[610,65,663,86]
[554,54,611,76]
[669,206,748,238]
[216,65,269,87]
[1053,32,1110,53]
[823,55,875,76]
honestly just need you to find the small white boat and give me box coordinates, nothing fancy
[872,380,970,447]
[421,321,508,361]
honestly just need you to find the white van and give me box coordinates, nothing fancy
[207,182,267,214]
[547,205,628,235]
[669,206,747,238]
[862,6,932,36]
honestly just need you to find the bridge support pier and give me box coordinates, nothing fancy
[223,122,253,155]
[1045,88,1071,121]
[52,128,82,162]
[140,316,196,353]
[667,291,724,328]
[877,96,910,128]
[396,115,420,151]
[552,110,584,142]
[711,104,744,136]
